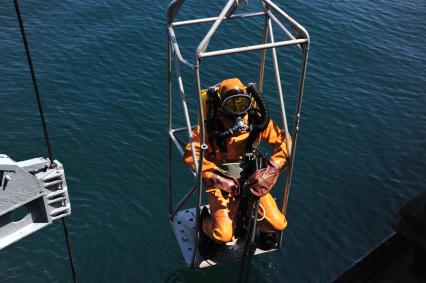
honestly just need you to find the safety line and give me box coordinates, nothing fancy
[238,197,260,283]
[13,1,77,282]
[62,218,77,282]
[13,0,53,163]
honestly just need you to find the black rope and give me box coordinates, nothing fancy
[13,1,77,282]
[62,218,77,282]
[13,0,53,163]
[238,197,260,283]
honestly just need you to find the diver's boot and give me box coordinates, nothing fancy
[258,232,278,250]
[198,206,219,259]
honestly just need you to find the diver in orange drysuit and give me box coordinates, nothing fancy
[183,78,289,255]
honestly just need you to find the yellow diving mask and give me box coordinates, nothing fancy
[221,90,252,116]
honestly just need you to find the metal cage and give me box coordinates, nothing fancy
[167,0,309,268]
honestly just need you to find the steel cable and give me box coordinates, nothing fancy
[238,197,260,283]
[13,1,77,282]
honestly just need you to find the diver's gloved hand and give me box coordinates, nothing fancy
[203,171,240,196]
[246,159,280,197]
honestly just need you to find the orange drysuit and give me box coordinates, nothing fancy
[183,111,289,244]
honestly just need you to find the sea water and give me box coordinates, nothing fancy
[0,0,425,282]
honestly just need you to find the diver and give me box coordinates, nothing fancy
[183,78,289,258]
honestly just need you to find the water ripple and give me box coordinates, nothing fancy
[0,0,425,282]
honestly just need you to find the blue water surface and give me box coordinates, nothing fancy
[0,0,425,282]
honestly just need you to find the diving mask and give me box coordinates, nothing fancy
[221,90,252,116]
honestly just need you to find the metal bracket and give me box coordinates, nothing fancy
[0,154,71,249]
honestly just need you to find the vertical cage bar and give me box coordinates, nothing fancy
[257,13,269,93]
[190,61,207,268]
[267,17,292,155]
[279,44,309,246]
[168,36,173,215]
[282,44,309,215]
[171,50,199,173]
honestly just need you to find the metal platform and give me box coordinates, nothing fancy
[170,206,276,268]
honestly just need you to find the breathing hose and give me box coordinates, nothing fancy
[244,84,270,152]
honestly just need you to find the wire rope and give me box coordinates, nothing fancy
[13,1,77,282]
[238,197,260,283]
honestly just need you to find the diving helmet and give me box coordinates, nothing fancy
[206,78,270,147]
[219,78,252,116]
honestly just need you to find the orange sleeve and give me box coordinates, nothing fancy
[183,125,220,179]
[260,120,291,169]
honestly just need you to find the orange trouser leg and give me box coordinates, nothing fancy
[202,188,238,244]
[258,193,287,233]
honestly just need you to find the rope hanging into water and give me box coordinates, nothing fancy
[238,197,260,283]
[13,0,53,163]
[62,218,77,282]
[13,1,77,282]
